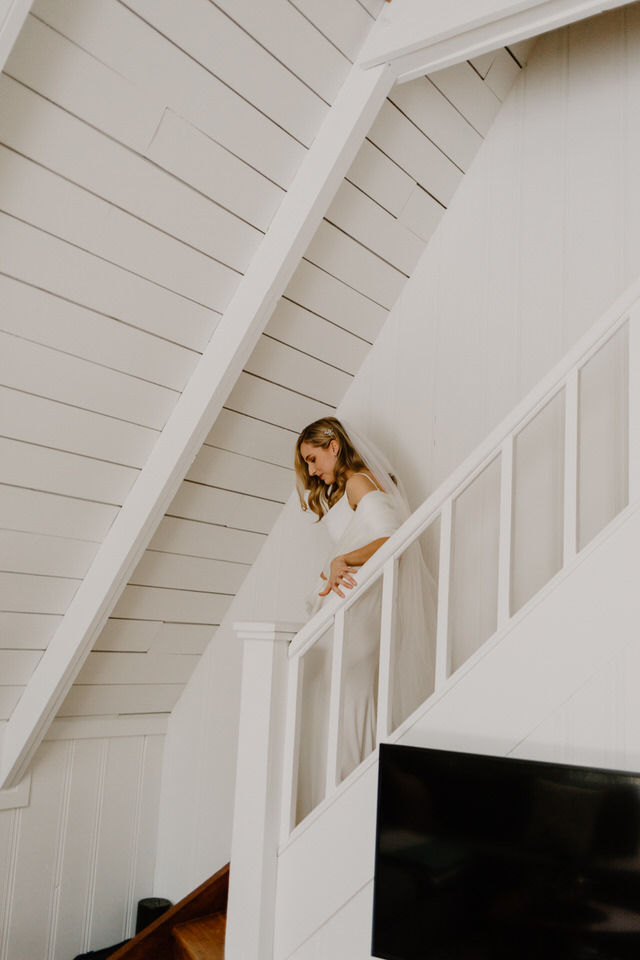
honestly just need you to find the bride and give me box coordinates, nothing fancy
[294,417,436,821]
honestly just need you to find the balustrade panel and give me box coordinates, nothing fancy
[295,625,333,826]
[578,324,629,550]
[389,522,439,731]
[511,390,566,614]
[338,579,382,784]
[449,457,501,672]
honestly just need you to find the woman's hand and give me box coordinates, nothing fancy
[318,556,358,599]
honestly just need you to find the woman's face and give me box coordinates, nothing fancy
[299,440,338,485]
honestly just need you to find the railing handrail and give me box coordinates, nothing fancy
[288,275,640,661]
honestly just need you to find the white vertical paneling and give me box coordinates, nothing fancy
[517,29,567,393]
[89,738,146,946]
[564,10,626,342]
[0,733,163,959]
[0,808,19,960]
[124,735,164,929]
[4,741,66,960]
[51,739,104,960]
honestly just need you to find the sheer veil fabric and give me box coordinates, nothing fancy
[296,421,437,822]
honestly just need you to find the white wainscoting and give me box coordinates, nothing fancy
[0,727,164,960]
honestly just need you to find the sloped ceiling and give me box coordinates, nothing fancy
[0,0,533,781]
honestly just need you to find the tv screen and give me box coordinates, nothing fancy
[372,744,640,960]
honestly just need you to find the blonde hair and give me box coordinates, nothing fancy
[295,417,367,520]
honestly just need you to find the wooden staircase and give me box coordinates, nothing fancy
[108,863,229,960]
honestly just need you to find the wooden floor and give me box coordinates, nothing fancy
[172,912,226,960]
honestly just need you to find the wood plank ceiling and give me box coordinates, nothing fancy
[0,0,533,732]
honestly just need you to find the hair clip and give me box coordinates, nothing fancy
[324,428,334,437]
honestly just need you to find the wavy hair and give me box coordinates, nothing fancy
[295,417,367,520]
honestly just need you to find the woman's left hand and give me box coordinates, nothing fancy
[319,556,358,599]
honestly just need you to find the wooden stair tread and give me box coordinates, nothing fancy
[172,911,226,960]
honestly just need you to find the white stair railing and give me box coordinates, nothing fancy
[278,279,640,841]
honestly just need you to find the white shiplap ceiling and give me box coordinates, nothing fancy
[0,0,533,783]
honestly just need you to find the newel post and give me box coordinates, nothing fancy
[225,621,302,960]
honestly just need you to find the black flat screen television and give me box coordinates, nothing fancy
[372,744,640,960]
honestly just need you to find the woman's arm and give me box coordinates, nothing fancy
[319,473,392,598]
[318,537,388,599]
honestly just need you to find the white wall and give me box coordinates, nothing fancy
[0,727,163,960]
[342,3,640,509]
[154,0,640,909]
[153,495,328,901]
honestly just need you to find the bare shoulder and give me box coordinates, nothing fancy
[345,472,379,508]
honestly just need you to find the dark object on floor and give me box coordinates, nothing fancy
[136,896,172,934]
[72,941,129,960]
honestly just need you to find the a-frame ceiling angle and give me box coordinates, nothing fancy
[0,59,395,791]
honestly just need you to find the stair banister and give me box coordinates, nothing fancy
[281,274,640,842]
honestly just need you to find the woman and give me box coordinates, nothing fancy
[294,417,436,820]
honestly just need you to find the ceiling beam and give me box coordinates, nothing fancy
[359,0,635,81]
[0,0,33,74]
[0,59,396,790]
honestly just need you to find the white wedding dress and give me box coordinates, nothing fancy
[295,479,437,824]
